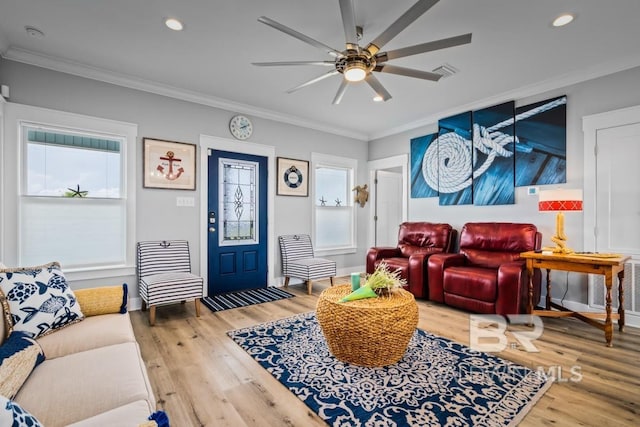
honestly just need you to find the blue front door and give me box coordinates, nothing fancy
[207,149,268,294]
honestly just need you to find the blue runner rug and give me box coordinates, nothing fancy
[201,287,294,312]
[228,311,552,427]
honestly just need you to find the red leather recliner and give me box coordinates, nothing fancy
[366,222,456,298]
[428,222,542,315]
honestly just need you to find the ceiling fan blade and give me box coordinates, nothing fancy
[252,61,335,67]
[258,16,342,57]
[332,79,349,105]
[375,64,442,81]
[376,33,472,63]
[365,74,392,102]
[339,0,359,49]
[366,0,439,54]
[286,70,340,93]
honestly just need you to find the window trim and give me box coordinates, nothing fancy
[311,152,357,255]
[2,103,137,278]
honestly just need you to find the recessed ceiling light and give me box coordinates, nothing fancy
[552,14,574,27]
[165,18,184,31]
[373,95,383,102]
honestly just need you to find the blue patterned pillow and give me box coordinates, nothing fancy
[0,262,84,339]
[0,331,45,399]
[0,394,43,427]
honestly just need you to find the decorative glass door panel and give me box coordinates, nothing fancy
[219,158,259,246]
[208,149,268,294]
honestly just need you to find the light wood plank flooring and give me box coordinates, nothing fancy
[131,278,640,426]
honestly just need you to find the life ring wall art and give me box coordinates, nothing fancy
[276,157,309,197]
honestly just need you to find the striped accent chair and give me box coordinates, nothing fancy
[137,240,203,325]
[279,234,336,294]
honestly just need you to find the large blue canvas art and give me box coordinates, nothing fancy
[410,96,566,206]
[472,101,515,205]
[515,95,567,186]
[438,111,473,206]
[410,133,438,198]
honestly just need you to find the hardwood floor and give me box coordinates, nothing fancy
[131,278,640,426]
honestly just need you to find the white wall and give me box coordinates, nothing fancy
[369,65,640,305]
[0,58,369,299]
[2,57,639,308]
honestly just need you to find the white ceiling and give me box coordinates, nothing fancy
[1,0,639,140]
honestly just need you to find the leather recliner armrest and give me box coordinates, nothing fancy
[496,261,527,315]
[366,247,401,273]
[427,253,465,302]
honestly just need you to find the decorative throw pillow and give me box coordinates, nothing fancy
[0,262,84,339]
[0,291,11,340]
[75,283,129,317]
[0,394,43,427]
[0,331,45,399]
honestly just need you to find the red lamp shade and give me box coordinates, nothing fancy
[538,189,583,212]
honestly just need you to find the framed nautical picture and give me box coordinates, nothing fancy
[143,138,196,190]
[276,157,309,196]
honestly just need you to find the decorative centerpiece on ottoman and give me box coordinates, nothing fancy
[316,266,418,367]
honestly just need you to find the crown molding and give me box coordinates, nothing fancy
[2,47,367,141]
[369,53,640,140]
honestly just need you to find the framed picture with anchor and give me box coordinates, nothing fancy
[143,138,196,190]
[276,157,309,197]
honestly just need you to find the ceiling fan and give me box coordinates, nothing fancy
[253,0,472,104]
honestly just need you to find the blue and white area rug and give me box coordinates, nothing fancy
[228,312,552,427]
[202,287,294,313]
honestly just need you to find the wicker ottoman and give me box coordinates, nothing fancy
[315,284,418,367]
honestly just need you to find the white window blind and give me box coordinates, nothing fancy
[13,111,136,272]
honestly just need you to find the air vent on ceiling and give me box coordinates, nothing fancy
[432,63,458,78]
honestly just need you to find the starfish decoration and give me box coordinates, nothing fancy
[335,198,342,207]
[319,197,327,206]
[66,184,88,198]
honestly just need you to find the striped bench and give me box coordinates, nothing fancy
[137,240,203,325]
[279,234,336,294]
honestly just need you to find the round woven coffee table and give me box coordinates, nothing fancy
[316,284,418,367]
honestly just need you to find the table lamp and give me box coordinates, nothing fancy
[538,189,583,254]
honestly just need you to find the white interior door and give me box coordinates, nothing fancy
[368,155,408,249]
[584,105,640,325]
[595,123,640,255]
[375,169,403,247]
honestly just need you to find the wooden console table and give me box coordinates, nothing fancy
[520,251,629,347]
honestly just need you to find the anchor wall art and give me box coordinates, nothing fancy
[410,95,567,205]
[143,138,196,190]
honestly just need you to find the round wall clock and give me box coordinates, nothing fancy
[229,115,253,140]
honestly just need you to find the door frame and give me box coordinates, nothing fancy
[582,104,640,317]
[199,134,276,296]
[367,154,408,249]
[582,104,640,252]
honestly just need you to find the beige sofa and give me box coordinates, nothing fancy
[1,285,157,427]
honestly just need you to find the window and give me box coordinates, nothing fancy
[312,152,356,253]
[3,103,137,276]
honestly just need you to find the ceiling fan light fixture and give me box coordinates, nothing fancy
[344,62,367,82]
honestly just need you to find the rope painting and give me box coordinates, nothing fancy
[410,95,567,205]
